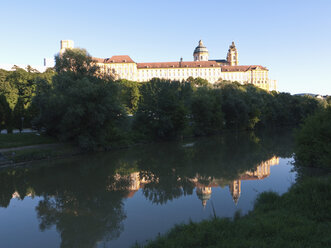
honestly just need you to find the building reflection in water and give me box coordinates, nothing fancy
[107,156,279,207]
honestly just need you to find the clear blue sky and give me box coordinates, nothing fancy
[0,0,330,94]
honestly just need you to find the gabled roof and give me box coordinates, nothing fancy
[221,65,268,72]
[137,60,221,69]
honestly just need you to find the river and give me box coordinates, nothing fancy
[0,128,297,248]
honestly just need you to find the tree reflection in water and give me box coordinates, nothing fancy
[0,128,294,247]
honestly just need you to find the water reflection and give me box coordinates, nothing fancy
[0,128,294,248]
[109,156,279,207]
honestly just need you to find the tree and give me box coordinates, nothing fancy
[0,94,11,131]
[13,97,25,131]
[191,87,223,135]
[295,107,331,169]
[133,79,189,139]
[54,48,99,78]
[34,48,126,150]
[0,71,18,110]
[187,77,210,87]
[117,79,140,114]
[216,82,250,129]
[6,67,35,105]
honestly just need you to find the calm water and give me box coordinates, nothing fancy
[0,129,296,248]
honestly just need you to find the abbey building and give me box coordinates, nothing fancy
[60,40,277,91]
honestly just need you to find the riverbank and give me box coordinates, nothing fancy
[135,174,331,248]
[0,133,56,149]
[0,127,295,167]
[0,133,73,166]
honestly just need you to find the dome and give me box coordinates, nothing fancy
[193,40,208,55]
[196,190,212,208]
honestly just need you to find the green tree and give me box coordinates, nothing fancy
[117,79,140,114]
[133,79,189,139]
[295,107,331,169]
[191,87,223,135]
[54,48,99,77]
[6,67,36,106]
[0,72,18,110]
[0,94,12,131]
[216,82,250,129]
[34,48,126,150]
[13,97,25,131]
[187,76,210,87]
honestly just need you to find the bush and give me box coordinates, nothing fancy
[295,107,331,168]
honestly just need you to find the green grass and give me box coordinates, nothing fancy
[135,175,331,248]
[3,144,78,163]
[0,133,56,149]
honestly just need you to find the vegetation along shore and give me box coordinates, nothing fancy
[0,48,330,247]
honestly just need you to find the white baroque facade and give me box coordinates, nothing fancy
[60,40,276,91]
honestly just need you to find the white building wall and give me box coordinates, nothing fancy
[97,62,271,90]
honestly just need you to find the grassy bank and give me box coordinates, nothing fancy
[135,175,331,248]
[0,133,56,149]
[2,144,79,164]
[0,133,80,165]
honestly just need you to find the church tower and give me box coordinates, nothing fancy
[229,180,241,205]
[196,186,212,208]
[193,40,209,61]
[60,40,74,55]
[227,41,238,66]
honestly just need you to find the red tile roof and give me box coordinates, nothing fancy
[221,65,268,72]
[93,56,268,72]
[239,174,268,180]
[93,57,106,63]
[93,55,135,63]
[195,182,220,188]
[137,61,221,69]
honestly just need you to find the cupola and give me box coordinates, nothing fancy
[193,40,209,61]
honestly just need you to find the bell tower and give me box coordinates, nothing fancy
[60,40,74,55]
[227,41,238,66]
[229,179,241,205]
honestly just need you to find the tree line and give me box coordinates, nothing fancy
[0,66,55,132]
[0,48,328,150]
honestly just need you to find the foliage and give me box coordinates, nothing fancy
[54,48,99,77]
[0,45,325,148]
[117,79,141,114]
[186,76,211,87]
[0,67,55,131]
[294,107,331,169]
[34,48,126,150]
[12,97,25,130]
[0,94,12,131]
[133,79,191,139]
[190,87,223,135]
[135,175,331,248]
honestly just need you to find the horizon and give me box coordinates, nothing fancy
[0,0,330,95]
